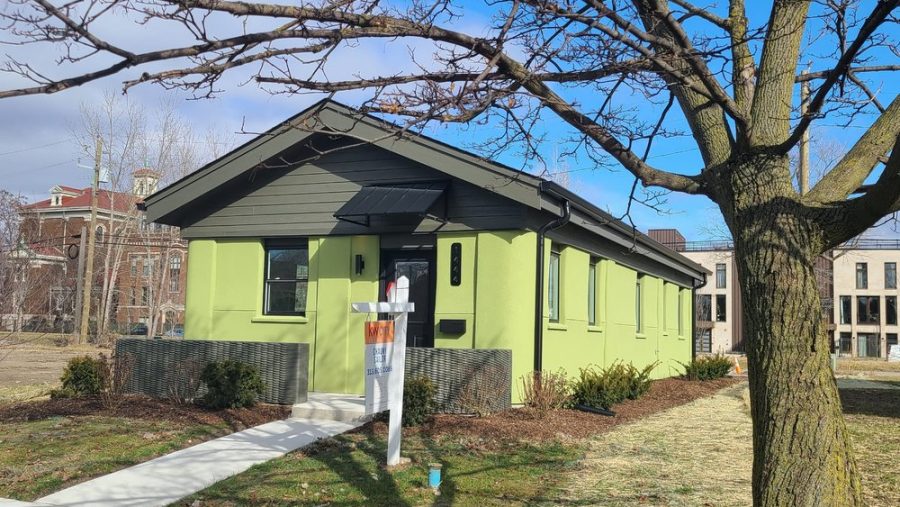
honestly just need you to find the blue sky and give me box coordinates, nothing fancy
[0,1,897,240]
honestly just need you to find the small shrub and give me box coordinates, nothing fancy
[457,365,509,417]
[519,369,571,415]
[402,375,436,427]
[199,360,265,409]
[99,352,135,410]
[60,355,106,397]
[571,361,657,410]
[682,354,734,381]
[167,359,204,404]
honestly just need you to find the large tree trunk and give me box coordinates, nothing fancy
[721,154,862,506]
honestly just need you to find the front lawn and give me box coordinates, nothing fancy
[178,377,738,506]
[0,397,290,501]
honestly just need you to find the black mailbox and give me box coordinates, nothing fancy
[439,319,466,334]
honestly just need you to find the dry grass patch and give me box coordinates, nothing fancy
[561,383,753,507]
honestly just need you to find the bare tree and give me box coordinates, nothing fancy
[2,1,899,504]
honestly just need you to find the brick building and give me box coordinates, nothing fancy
[4,170,187,336]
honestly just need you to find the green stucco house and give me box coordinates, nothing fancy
[141,100,708,396]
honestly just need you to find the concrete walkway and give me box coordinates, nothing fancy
[28,417,361,507]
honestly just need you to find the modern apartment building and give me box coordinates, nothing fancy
[832,241,900,358]
[649,229,835,356]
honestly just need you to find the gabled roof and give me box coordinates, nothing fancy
[142,99,706,281]
[23,187,136,214]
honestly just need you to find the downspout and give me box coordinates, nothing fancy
[691,272,708,361]
[534,193,571,372]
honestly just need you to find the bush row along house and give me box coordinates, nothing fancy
[2,169,187,336]
[650,229,900,359]
[141,100,708,398]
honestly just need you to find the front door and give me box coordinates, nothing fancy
[380,250,435,348]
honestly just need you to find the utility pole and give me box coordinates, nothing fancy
[79,136,101,344]
[799,70,810,196]
[73,226,87,333]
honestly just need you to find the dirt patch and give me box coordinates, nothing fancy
[361,376,739,445]
[0,396,290,431]
[0,343,110,386]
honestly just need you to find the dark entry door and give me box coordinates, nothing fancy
[380,250,435,348]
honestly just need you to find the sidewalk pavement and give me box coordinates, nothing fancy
[8,417,360,507]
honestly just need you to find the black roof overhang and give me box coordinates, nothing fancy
[333,181,449,227]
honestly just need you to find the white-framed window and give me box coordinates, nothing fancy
[169,254,182,293]
[715,263,726,289]
[588,259,598,326]
[678,289,685,336]
[636,274,644,333]
[548,249,561,323]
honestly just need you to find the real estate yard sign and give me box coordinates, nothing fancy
[351,276,414,467]
[364,320,394,414]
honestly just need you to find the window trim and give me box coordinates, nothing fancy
[548,249,561,323]
[636,274,644,334]
[588,259,598,326]
[262,239,309,317]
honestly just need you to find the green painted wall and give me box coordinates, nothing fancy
[540,242,692,380]
[184,230,692,397]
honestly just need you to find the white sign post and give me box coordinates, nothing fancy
[351,276,414,467]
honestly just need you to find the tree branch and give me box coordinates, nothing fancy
[808,94,900,203]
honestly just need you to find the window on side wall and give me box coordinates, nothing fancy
[548,249,561,323]
[886,296,897,326]
[716,294,727,322]
[698,294,712,321]
[635,274,644,333]
[264,239,309,316]
[588,259,598,326]
[840,296,852,325]
[886,262,897,289]
[715,263,726,289]
[856,296,879,325]
[856,263,868,289]
[678,289,684,336]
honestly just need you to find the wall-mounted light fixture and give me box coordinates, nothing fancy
[355,254,365,275]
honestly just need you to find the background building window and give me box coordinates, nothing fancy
[888,333,899,351]
[636,274,644,333]
[678,289,684,335]
[130,258,137,277]
[142,258,152,277]
[886,296,897,326]
[588,260,597,326]
[839,332,852,355]
[696,329,712,354]
[886,262,897,289]
[169,254,182,293]
[95,225,104,243]
[141,286,150,307]
[715,263,726,289]
[716,294,727,322]
[698,294,712,321]
[857,296,880,324]
[840,296,852,325]
[858,333,880,358]
[264,240,309,316]
[548,250,560,322]
[856,263,868,289]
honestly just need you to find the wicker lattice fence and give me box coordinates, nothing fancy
[404,348,512,414]
[116,338,308,405]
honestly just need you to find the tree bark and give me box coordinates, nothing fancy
[717,153,862,506]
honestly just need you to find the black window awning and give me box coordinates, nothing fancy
[334,182,448,226]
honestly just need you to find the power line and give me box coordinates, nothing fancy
[0,138,74,157]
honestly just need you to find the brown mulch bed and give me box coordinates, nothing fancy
[0,396,291,431]
[366,376,741,444]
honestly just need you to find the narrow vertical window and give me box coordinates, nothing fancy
[130,257,137,277]
[548,250,560,322]
[885,262,897,289]
[699,294,712,321]
[715,263,727,289]
[856,263,868,289]
[886,296,897,326]
[588,260,597,326]
[840,296,852,325]
[716,294,727,322]
[636,274,644,333]
[678,289,684,336]
[169,254,182,293]
[264,239,309,316]
[141,286,150,306]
